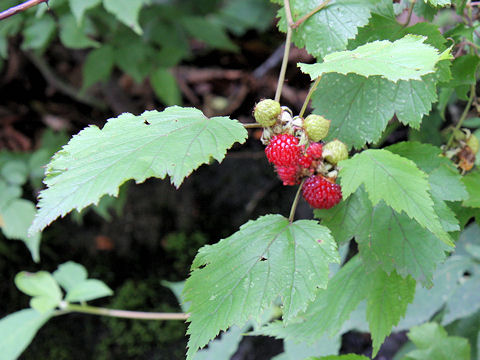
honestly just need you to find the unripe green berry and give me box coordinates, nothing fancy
[304,114,330,142]
[323,139,348,165]
[254,99,281,127]
[467,134,479,154]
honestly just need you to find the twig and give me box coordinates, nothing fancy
[292,0,331,29]
[0,0,48,21]
[25,51,107,110]
[299,76,321,118]
[289,178,305,223]
[446,83,476,148]
[243,123,263,128]
[64,303,189,320]
[274,0,294,102]
[402,0,416,28]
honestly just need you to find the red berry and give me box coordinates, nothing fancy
[265,134,301,166]
[298,154,313,169]
[306,143,323,160]
[302,175,342,209]
[275,165,299,186]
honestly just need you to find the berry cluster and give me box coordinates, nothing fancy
[253,99,348,209]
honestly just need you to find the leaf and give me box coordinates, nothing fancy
[311,73,437,149]
[65,279,113,302]
[21,15,56,51]
[339,149,451,245]
[278,335,341,359]
[425,0,451,6]
[405,322,470,360]
[308,356,370,360]
[355,199,450,285]
[29,107,247,234]
[183,215,339,359]
[0,309,52,360]
[103,0,145,34]
[1,160,28,185]
[194,326,246,360]
[59,14,99,49]
[69,0,101,24]
[15,271,62,313]
[82,45,115,89]
[462,171,480,208]
[151,68,182,106]
[180,16,238,52]
[53,261,87,292]
[0,198,41,262]
[366,270,415,356]
[300,35,450,83]
[276,0,375,58]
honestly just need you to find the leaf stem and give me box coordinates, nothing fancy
[289,179,305,223]
[0,0,48,21]
[299,76,321,118]
[446,83,476,148]
[63,303,189,320]
[243,123,263,128]
[274,0,294,102]
[292,0,331,29]
[402,0,416,28]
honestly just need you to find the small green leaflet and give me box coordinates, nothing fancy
[15,271,62,313]
[103,0,145,35]
[69,0,101,24]
[275,0,375,58]
[300,35,450,83]
[183,215,339,360]
[339,149,452,245]
[29,107,247,234]
[462,171,480,208]
[0,309,52,360]
[311,73,437,149]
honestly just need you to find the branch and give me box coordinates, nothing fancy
[0,0,48,21]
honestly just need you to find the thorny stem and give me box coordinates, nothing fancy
[61,303,189,321]
[402,0,416,28]
[0,0,48,21]
[292,0,331,29]
[243,123,263,128]
[446,83,476,148]
[289,178,305,223]
[299,76,321,118]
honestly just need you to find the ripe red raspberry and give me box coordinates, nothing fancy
[302,175,342,209]
[298,154,313,169]
[275,165,299,186]
[265,134,301,166]
[306,142,323,160]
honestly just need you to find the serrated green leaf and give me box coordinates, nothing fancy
[309,355,370,360]
[276,0,374,58]
[405,322,470,360]
[53,261,88,292]
[82,45,115,89]
[414,1,438,21]
[462,171,480,208]
[433,196,460,233]
[276,335,341,360]
[69,0,101,24]
[356,199,450,285]
[386,141,447,173]
[300,35,449,83]
[367,270,415,356]
[339,149,451,245]
[103,0,145,34]
[29,107,247,234]
[0,309,52,360]
[311,73,437,149]
[65,279,113,302]
[0,198,41,262]
[429,165,468,201]
[183,215,339,359]
[59,14,99,49]
[15,272,62,313]
[425,0,451,6]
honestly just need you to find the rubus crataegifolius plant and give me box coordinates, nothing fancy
[2,0,480,359]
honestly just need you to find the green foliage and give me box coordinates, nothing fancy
[183,215,339,359]
[402,322,470,360]
[29,107,247,234]
[300,35,450,82]
[15,271,62,313]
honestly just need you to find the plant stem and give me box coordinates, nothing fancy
[292,0,331,29]
[446,83,476,148]
[289,178,305,223]
[299,76,321,118]
[243,123,263,128]
[402,0,416,28]
[274,0,294,103]
[0,0,48,21]
[65,303,189,320]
